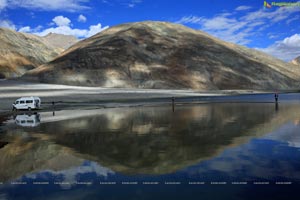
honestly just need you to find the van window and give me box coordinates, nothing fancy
[20,101,25,104]
[26,100,33,104]
[15,101,19,104]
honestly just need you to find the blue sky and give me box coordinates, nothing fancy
[0,0,299,61]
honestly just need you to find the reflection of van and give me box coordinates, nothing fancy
[15,114,41,127]
[12,97,41,110]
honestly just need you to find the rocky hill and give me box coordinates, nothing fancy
[23,21,300,90]
[43,32,79,50]
[291,56,300,66]
[0,28,61,78]
[0,28,79,79]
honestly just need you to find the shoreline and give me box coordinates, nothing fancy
[1,79,299,116]
[0,95,290,117]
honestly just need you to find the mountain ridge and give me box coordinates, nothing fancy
[21,21,300,90]
[43,32,79,50]
[0,28,78,79]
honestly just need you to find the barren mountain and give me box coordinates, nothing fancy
[24,21,300,90]
[291,56,300,66]
[0,28,61,78]
[43,32,79,50]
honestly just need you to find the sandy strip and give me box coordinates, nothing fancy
[0,79,282,113]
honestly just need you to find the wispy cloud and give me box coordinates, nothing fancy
[176,14,251,45]
[241,6,299,23]
[286,15,300,24]
[235,5,252,11]
[175,6,300,45]
[175,16,203,24]
[4,0,90,12]
[103,0,143,8]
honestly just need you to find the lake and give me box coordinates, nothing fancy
[0,95,300,200]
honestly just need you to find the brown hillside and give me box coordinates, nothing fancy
[0,28,61,78]
[0,29,78,79]
[291,56,300,66]
[43,32,79,50]
[23,21,300,90]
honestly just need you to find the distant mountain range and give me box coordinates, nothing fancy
[0,28,78,79]
[1,21,300,90]
[43,32,79,50]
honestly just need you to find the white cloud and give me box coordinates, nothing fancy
[53,15,71,27]
[32,16,108,38]
[5,0,89,12]
[35,26,86,37]
[86,23,107,37]
[10,14,107,38]
[18,26,31,32]
[77,14,87,23]
[257,34,300,61]
[0,19,15,30]
[235,6,252,11]
[176,6,300,45]
[17,25,43,33]
[0,0,7,10]
[34,25,43,31]
[282,34,300,47]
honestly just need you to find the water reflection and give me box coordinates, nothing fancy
[14,114,41,127]
[275,102,279,111]
[0,103,299,180]
[0,102,300,199]
[40,104,299,175]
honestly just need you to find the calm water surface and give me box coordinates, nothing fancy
[0,95,300,200]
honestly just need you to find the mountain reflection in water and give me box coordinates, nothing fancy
[0,103,300,199]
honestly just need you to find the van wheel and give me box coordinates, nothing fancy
[12,107,15,111]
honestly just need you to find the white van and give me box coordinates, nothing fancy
[15,114,41,127]
[12,97,41,110]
